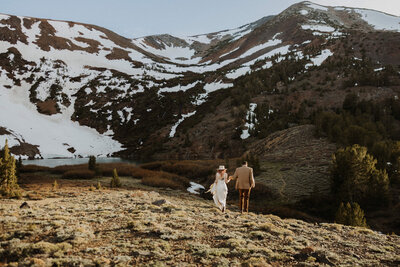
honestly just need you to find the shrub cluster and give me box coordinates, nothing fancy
[99,163,137,176]
[20,165,51,173]
[332,144,390,209]
[140,160,215,180]
[62,170,95,179]
[335,202,368,227]
[141,171,190,190]
[0,140,21,198]
[110,168,121,188]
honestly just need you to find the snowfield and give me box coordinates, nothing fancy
[355,9,400,32]
[0,85,122,158]
[305,2,329,12]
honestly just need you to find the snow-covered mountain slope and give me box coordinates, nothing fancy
[0,83,121,158]
[0,1,399,158]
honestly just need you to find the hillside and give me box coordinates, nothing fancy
[0,1,400,160]
[1,179,399,266]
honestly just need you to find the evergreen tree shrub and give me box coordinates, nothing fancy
[52,180,58,191]
[0,140,21,198]
[96,181,102,190]
[110,168,121,188]
[88,156,96,171]
[335,202,368,227]
[331,144,389,208]
[16,156,22,177]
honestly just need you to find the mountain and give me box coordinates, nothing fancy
[0,1,400,159]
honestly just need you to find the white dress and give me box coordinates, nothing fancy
[211,172,229,211]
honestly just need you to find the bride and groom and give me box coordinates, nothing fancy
[210,161,255,213]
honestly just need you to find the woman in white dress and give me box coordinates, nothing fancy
[210,165,231,212]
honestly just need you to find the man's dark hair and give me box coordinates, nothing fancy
[243,161,248,166]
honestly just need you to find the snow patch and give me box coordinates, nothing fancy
[306,2,329,11]
[306,49,333,68]
[355,9,400,32]
[204,81,233,93]
[244,45,292,67]
[85,100,95,106]
[226,67,251,79]
[300,10,309,15]
[301,24,335,33]
[169,111,196,138]
[187,182,205,194]
[237,35,282,60]
[241,103,257,140]
[158,81,199,94]
[185,34,212,45]
[219,46,240,58]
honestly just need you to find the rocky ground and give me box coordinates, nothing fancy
[1,178,400,266]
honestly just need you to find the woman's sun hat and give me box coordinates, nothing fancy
[217,165,226,171]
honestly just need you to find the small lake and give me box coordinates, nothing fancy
[23,157,138,168]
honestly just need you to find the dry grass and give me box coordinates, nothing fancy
[51,164,87,174]
[131,167,158,179]
[142,176,183,190]
[141,172,190,190]
[139,161,164,171]
[99,163,137,176]
[62,170,95,179]
[37,99,59,115]
[20,165,51,173]
[259,222,294,236]
[140,160,218,180]
[160,162,214,179]
[20,162,192,191]
[28,163,139,178]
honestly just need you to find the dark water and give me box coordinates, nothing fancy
[23,157,138,168]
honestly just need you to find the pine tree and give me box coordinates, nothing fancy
[0,140,21,198]
[331,144,389,207]
[88,156,96,171]
[96,181,102,190]
[16,156,22,177]
[335,202,368,227]
[52,180,58,191]
[110,168,121,188]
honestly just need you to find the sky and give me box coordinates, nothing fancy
[1,0,400,38]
